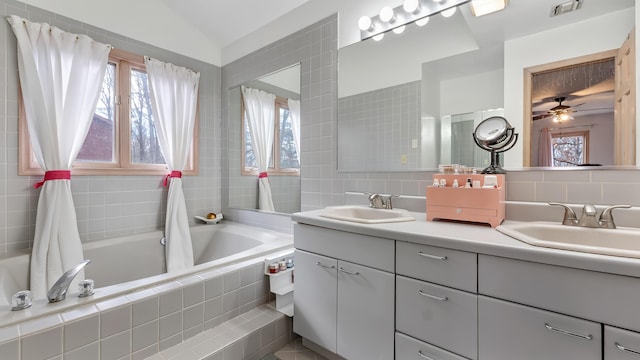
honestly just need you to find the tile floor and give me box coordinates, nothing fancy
[271,338,328,360]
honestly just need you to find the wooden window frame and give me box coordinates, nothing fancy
[241,95,300,177]
[19,48,199,176]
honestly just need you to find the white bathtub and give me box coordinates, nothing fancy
[0,222,292,328]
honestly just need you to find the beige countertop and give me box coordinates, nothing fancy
[292,210,640,278]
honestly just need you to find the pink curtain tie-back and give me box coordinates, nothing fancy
[258,172,268,178]
[34,170,71,189]
[163,170,183,187]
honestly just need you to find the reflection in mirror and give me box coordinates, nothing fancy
[529,57,615,167]
[227,64,301,213]
[337,0,634,171]
[441,109,504,169]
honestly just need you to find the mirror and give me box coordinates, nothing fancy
[227,64,301,213]
[337,1,635,171]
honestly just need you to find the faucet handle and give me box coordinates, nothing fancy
[599,204,632,229]
[384,194,399,209]
[549,202,578,225]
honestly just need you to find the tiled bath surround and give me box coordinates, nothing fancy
[0,258,275,360]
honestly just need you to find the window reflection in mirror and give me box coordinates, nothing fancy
[228,63,301,214]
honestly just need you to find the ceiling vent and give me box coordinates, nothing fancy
[550,0,583,17]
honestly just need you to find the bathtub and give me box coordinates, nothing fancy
[0,222,293,328]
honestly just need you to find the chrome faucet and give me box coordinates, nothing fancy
[549,203,631,229]
[366,193,398,209]
[47,259,91,303]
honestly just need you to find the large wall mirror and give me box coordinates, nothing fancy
[228,64,301,214]
[337,0,635,171]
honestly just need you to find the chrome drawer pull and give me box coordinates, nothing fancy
[315,262,335,269]
[615,342,640,356]
[544,323,593,341]
[338,267,360,275]
[418,252,447,261]
[418,290,448,302]
[417,350,436,360]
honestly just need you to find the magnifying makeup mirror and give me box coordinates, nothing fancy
[473,116,518,174]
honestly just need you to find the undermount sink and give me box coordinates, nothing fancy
[497,221,640,259]
[319,205,416,224]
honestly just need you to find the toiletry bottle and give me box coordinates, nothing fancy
[465,178,472,188]
[452,179,459,188]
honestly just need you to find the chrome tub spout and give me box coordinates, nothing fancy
[47,259,91,303]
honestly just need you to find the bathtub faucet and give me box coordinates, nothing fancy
[47,259,91,303]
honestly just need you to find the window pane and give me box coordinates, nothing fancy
[553,135,585,167]
[76,63,116,162]
[130,69,165,164]
[279,108,299,169]
[244,119,257,168]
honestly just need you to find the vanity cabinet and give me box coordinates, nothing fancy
[478,296,601,360]
[293,224,395,360]
[605,326,640,360]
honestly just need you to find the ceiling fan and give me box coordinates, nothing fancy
[532,97,577,121]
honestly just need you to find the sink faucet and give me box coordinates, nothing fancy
[549,203,631,229]
[47,259,91,303]
[366,193,398,209]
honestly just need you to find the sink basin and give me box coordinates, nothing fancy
[497,221,640,259]
[319,205,416,224]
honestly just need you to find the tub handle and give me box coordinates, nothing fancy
[160,237,166,246]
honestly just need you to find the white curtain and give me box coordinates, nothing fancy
[242,86,276,212]
[144,57,200,273]
[288,99,301,163]
[8,15,110,299]
[538,127,553,166]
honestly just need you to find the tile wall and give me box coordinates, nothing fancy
[338,81,422,171]
[0,258,270,360]
[0,0,222,253]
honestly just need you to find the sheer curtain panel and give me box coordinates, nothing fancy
[8,15,110,299]
[538,127,553,167]
[145,57,200,273]
[242,86,276,212]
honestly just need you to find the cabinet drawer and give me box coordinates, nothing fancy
[478,296,601,360]
[605,326,640,360]
[396,276,477,360]
[396,241,477,292]
[478,254,640,332]
[396,332,469,360]
[294,223,394,272]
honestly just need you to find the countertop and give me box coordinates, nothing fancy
[292,209,640,279]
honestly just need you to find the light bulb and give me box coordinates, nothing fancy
[393,25,406,34]
[358,16,373,31]
[373,33,385,41]
[441,7,457,17]
[415,16,430,26]
[380,6,395,23]
[403,0,420,13]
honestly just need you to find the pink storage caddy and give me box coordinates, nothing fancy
[426,174,505,228]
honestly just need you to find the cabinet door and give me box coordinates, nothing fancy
[605,326,640,360]
[478,296,601,360]
[337,260,395,360]
[293,249,338,353]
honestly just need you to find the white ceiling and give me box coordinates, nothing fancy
[157,0,310,50]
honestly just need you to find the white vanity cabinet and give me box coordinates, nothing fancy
[395,241,478,360]
[293,224,395,360]
[605,326,640,360]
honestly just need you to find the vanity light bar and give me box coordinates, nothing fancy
[359,0,471,41]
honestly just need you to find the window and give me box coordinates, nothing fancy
[552,131,589,167]
[242,95,299,176]
[19,48,198,175]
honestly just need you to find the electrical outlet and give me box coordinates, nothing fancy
[411,139,418,149]
[401,154,407,164]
